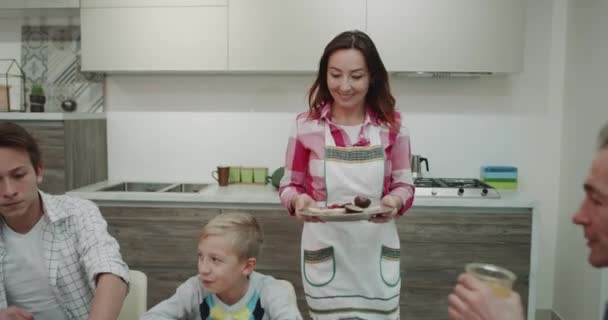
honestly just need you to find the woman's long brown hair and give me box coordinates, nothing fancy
[308,30,397,129]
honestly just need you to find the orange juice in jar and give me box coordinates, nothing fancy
[465,263,516,298]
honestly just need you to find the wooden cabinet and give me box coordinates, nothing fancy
[366,0,526,73]
[81,5,228,71]
[397,208,531,319]
[240,209,306,311]
[100,207,220,305]
[100,206,305,310]
[228,0,366,71]
[100,205,531,319]
[10,119,108,194]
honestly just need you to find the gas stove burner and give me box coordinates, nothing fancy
[414,178,500,199]
[413,178,443,188]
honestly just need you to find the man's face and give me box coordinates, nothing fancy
[573,149,608,267]
[0,147,42,222]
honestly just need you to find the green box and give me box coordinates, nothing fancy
[483,179,518,190]
[241,167,254,183]
[229,166,241,183]
[253,167,268,184]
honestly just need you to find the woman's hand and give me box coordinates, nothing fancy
[293,194,323,223]
[369,195,401,223]
[448,273,525,320]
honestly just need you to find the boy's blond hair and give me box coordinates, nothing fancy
[199,212,263,260]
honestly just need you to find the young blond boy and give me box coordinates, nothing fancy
[142,212,302,320]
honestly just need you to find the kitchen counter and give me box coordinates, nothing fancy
[0,112,105,121]
[84,181,536,320]
[68,180,535,211]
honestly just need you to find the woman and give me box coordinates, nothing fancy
[279,30,415,320]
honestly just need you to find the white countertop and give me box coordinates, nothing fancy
[0,112,106,121]
[68,180,535,210]
[412,191,534,208]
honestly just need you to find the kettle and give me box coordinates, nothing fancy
[411,155,429,178]
[268,167,285,189]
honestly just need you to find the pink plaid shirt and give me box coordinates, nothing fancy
[279,103,415,216]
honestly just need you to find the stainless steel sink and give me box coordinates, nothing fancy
[161,183,209,193]
[99,182,173,192]
[97,182,209,193]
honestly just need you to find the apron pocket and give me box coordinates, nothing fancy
[379,245,401,287]
[303,246,336,287]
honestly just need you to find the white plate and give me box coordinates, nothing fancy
[299,205,394,222]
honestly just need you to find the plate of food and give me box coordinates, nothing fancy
[298,196,394,222]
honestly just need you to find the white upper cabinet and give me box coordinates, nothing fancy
[80,0,227,8]
[81,6,227,71]
[24,0,79,8]
[0,0,21,8]
[77,0,525,73]
[229,0,366,72]
[0,0,79,8]
[367,0,526,73]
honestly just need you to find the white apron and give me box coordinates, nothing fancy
[301,124,401,320]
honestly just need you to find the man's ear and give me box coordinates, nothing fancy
[35,161,44,184]
[242,257,256,276]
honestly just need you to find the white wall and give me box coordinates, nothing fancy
[105,0,565,311]
[0,17,22,111]
[0,15,78,55]
[0,18,21,60]
[0,15,79,111]
[0,15,79,57]
[104,74,523,180]
[553,0,608,319]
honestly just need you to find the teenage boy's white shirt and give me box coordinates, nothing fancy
[142,271,303,320]
[0,191,130,319]
[3,215,69,319]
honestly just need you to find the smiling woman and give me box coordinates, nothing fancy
[279,30,415,320]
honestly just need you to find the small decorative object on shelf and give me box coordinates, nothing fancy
[0,59,26,112]
[61,99,77,112]
[29,82,46,112]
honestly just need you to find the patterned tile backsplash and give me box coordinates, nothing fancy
[21,26,104,113]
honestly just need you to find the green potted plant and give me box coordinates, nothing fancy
[30,82,46,112]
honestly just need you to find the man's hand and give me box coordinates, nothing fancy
[0,307,33,320]
[448,273,525,320]
[293,194,323,222]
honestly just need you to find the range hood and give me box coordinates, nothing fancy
[369,1,526,76]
